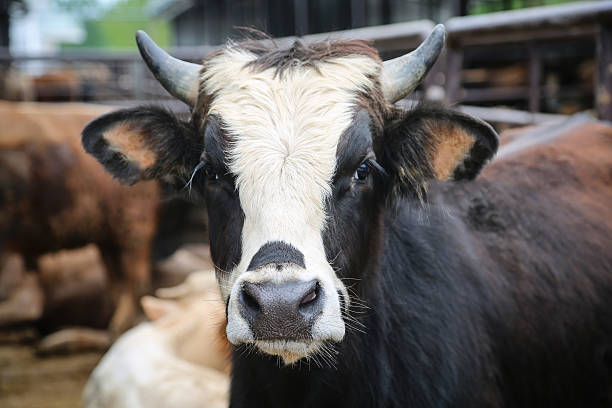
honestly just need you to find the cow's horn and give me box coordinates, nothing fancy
[136,30,201,106]
[382,24,446,103]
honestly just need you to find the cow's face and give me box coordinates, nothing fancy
[198,47,385,362]
[82,28,498,364]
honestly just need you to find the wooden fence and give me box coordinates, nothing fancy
[0,1,610,122]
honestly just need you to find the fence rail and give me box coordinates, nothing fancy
[1,1,610,121]
[444,1,612,120]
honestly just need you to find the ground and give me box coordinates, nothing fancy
[0,243,215,407]
[0,338,103,408]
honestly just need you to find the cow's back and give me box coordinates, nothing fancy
[454,117,612,270]
[439,117,612,406]
[0,101,160,258]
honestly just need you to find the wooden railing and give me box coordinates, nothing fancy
[444,1,612,120]
[1,1,610,121]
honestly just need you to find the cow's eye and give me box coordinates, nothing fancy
[354,163,370,181]
[205,166,219,181]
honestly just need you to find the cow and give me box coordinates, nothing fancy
[0,101,159,335]
[84,270,230,408]
[81,25,612,407]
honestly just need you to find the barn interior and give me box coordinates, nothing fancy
[0,0,610,406]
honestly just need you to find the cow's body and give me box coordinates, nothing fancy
[227,117,612,407]
[84,271,230,408]
[0,101,159,332]
[81,28,612,407]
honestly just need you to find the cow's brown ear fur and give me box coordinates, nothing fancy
[381,104,498,198]
[82,106,201,186]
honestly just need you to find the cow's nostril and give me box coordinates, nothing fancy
[299,282,320,306]
[300,288,317,305]
[240,286,261,313]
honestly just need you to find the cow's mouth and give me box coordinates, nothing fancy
[253,339,326,364]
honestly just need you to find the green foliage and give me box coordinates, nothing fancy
[469,0,588,15]
[61,0,171,51]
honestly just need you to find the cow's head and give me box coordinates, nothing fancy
[82,26,498,364]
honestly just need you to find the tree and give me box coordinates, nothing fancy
[61,0,171,50]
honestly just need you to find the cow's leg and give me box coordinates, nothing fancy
[0,272,44,326]
[0,252,43,326]
[0,252,25,300]
[100,235,152,336]
[99,247,131,336]
[103,189,158,336]
[109,244,151,335]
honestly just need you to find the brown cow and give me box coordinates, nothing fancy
[0,101,159,335]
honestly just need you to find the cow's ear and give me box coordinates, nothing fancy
[82,106,202,186]
[380,105,498,196]
[141,296,180,321]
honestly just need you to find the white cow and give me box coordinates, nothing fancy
[83,271,230,408]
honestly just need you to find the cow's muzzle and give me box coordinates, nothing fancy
[224,242,347,364]
[239,279,324,340]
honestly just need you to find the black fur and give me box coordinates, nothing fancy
[247,241,305,271]
[199,115,245,281]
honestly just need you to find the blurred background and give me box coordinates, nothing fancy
[1,0,610,118]
[0,1,610,407]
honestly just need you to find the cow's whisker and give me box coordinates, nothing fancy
[184,161,206,196]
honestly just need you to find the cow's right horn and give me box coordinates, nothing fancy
[381,24,446,103]
[136,30,201,107]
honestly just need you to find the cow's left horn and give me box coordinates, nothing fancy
[382,24,446,103]
[136,30,201,106]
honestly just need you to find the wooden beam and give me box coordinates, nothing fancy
[461,86,529,103]
[424,49,446,101]
[0,10,9,48]
[528,43,541,113]
[260,20,435,56]
[454,0,469,17]
[350,0,366,28]
[446,48,463,104]
[293,0,309,37]
[459,105,568,126]
[446,2,612,37]
[451,25,597,47]
[596,24,612,121]
[461,85,591,104]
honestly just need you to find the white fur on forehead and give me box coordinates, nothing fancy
[201,47,380,229]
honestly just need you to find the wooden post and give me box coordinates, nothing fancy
[256,0,269,32]
[424,49,447,102]
[454,0,469,17]
[596,24,612,121]
[446,47,463,104]
[381,0,391,25]
[294,0,309,37]
[528,43,542,113]
[0,9,9,48]
[351,0,366,28]
[132,60,145,100]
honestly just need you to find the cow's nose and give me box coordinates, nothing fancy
[238,279,323,340]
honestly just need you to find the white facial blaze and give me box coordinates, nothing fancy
[202,46,379,361]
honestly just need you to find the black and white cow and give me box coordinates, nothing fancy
[82,26,612,407]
